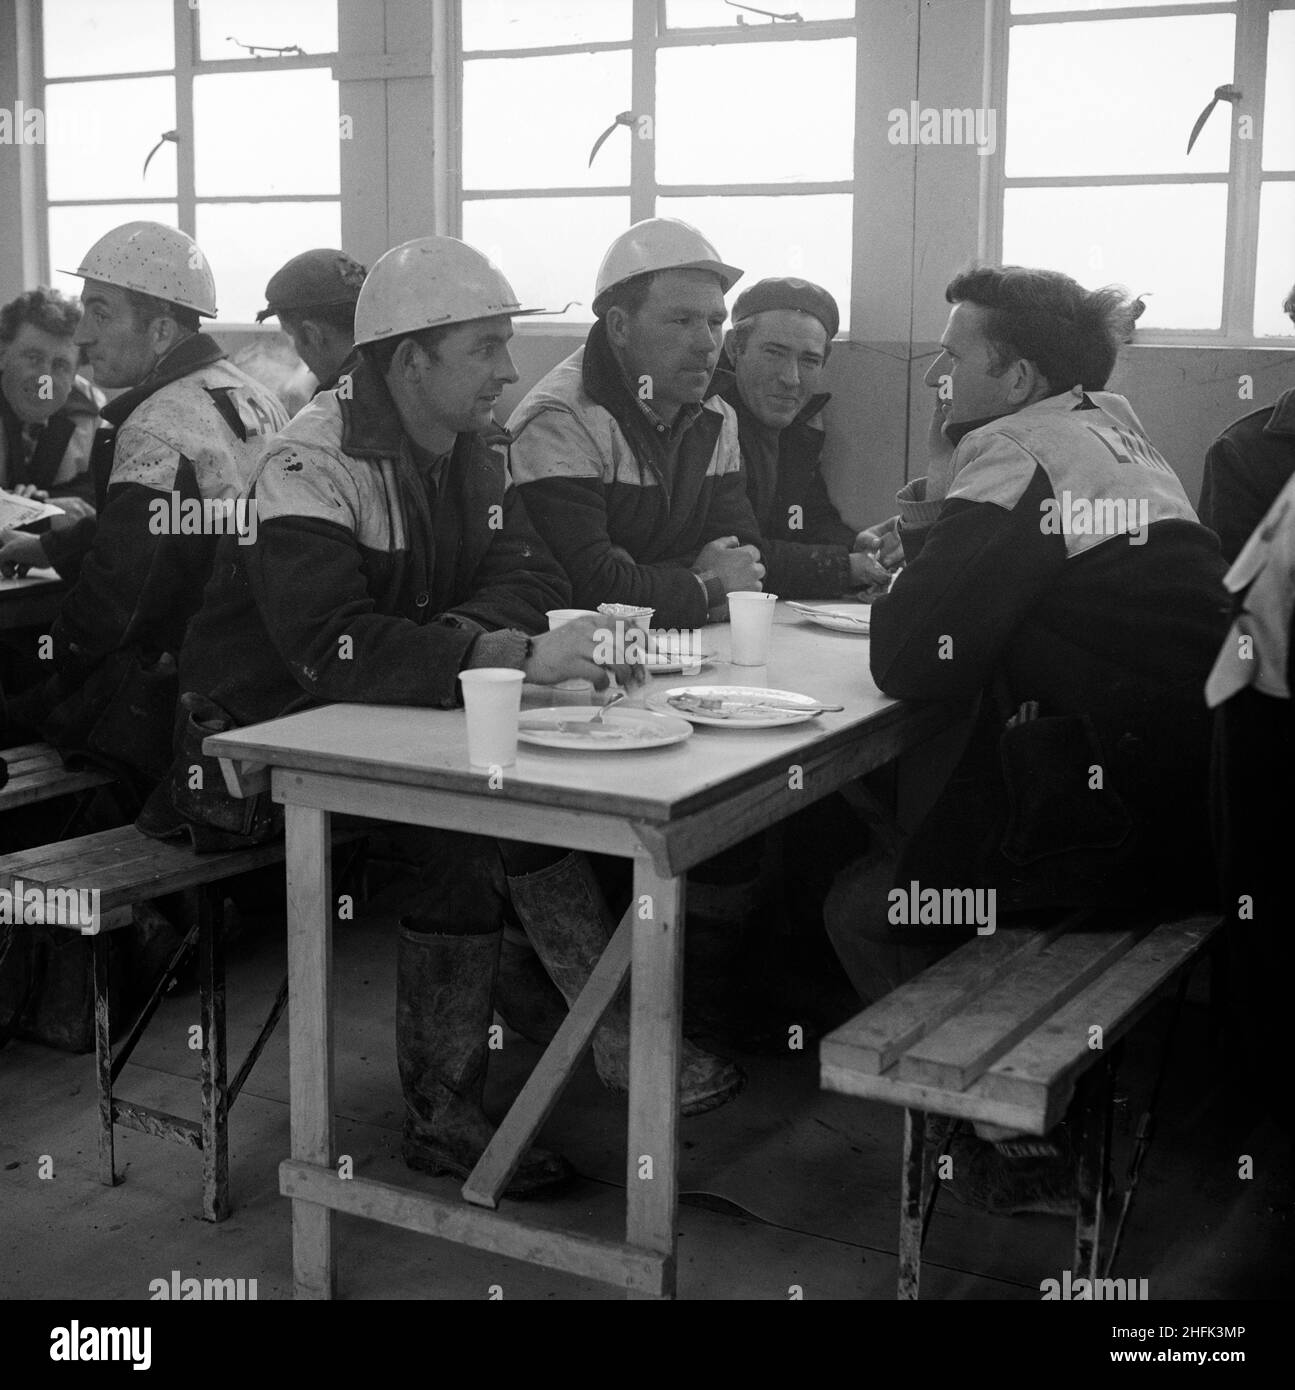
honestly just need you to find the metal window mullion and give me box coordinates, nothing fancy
[631,0,656,222]
[982,0,1010,263]
[26,0,50,284]
[1220,0,1269,337]
[1005,172,1230,187]
[173,0,196,236]
[1009,3,1236,26]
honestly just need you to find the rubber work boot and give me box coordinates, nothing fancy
[505,853,745,1117]
[493,927,568,1045]
[396,925,572,1198]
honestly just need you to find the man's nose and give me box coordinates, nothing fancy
[496,347,519,385]
[923,354,949,388]
[73,321,93,346]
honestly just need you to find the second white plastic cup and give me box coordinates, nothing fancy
[458,668,525,768]
[729,592,779,665]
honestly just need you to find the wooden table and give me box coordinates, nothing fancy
[0,566,64,631]
[205,606,960,1299]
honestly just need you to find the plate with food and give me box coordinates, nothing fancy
[648,685,838,728]
[517,706,693,751]
[786,602,872,634]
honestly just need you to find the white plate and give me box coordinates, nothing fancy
[649,685,824,728]
[786,602,871,634]
[517,706,693,751]
[644,631,713,675]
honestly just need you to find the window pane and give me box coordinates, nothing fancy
[195,202,342,323]
[1255,183,1295,338]
[196,0,338,60]
[462,53,631,190]
[1007,16,1234,177]
[1013,0,1220,12]
[43,0,174,77]
[666,0,854,26]
[461,0,631,50]
[462,197,631,322]
[48,203,178,302]
[661,194,852,331]
[1002,184,1227,330]
[194,71,339,196]
[657,40,854,184]
[1263,12,1295,172]
[43,78,176,200]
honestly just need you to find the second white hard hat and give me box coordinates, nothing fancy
[354,236,542,346]
[65,221,218,317]
[593,218,742,316]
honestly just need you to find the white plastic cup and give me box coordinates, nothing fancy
[597,602,654,635]
[546,608,599,629]
[729,592,779,665]
[458,668,525,768]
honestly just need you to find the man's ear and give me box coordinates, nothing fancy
[1009,357,1046,405]
[603,307,629,351]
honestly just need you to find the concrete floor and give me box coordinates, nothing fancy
[1,885,1290,1302]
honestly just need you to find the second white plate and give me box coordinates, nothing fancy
[517,706,693,750]
[648,685,824,728]
[787,602,872,634]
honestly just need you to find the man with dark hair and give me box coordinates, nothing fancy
[0,286,101,518]
[507,217,765,627]
[255,248,366,395]
[0,222,287,798]
[1199,280,1295,563]
[826,264,1229,1214]
[718,276,890,598]
[142,236,739,1194]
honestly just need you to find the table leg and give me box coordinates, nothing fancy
[285,803,336,1299]
[1073,1059,1113,1279]
[898,1107,926,1300]
[199,888,229,1223]
[625,855,683,1301]
[92,934,117,1188]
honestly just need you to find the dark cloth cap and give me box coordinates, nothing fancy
[730,276,840,342]
[256,248,367,323]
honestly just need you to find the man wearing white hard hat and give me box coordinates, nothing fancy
[508,217,766,628]
[138,236,721,1196]
[0,221,287,799]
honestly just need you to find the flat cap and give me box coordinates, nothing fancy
[256,248,367,323]
[730,276,840,343]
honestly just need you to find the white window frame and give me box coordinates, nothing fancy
[983,0,1295,346]
[453,0,859,335]
[33,0,342,328]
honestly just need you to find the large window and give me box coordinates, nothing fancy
[39,0,341,323]
[996,0,1295,341]
[457,0,857,329]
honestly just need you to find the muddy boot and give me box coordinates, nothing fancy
[506,853,744,1117]
[494,926,568,1045]
[396,925,572,1198]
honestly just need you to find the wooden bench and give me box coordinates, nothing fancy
[0,823,357,1222]
[819,910,1222,1299]
[0,741,115,816]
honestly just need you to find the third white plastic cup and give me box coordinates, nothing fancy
[458,668,525,768]
[729,592,779,665]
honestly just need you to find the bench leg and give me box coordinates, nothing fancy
[198,888,229,1223]
[898,1107,926,1300]
[1073,1057,1114,1278]
[92,935,118,1188]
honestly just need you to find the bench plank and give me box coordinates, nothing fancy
[980,915,1220,1114]
[818,914,1085,1077]
[0,742,114,812]
[897,927,1144,1092]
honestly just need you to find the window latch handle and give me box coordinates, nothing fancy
[1186,83,1241,156]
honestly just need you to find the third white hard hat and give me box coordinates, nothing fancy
[593,218,742,316]
[354,236,542,346]
[65,221,217,317]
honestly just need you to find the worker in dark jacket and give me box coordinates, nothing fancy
[0,286,101,518]
[508,218,765,628]
[828,265,1230,1215]
[140,236,738,1195]
[1199,284,1295,563]
[0,222,287,799]
[718,277,889,599]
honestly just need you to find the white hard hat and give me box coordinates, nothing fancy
[593,218,742,316]
[354,236,542,346]
[64,221,217,318]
